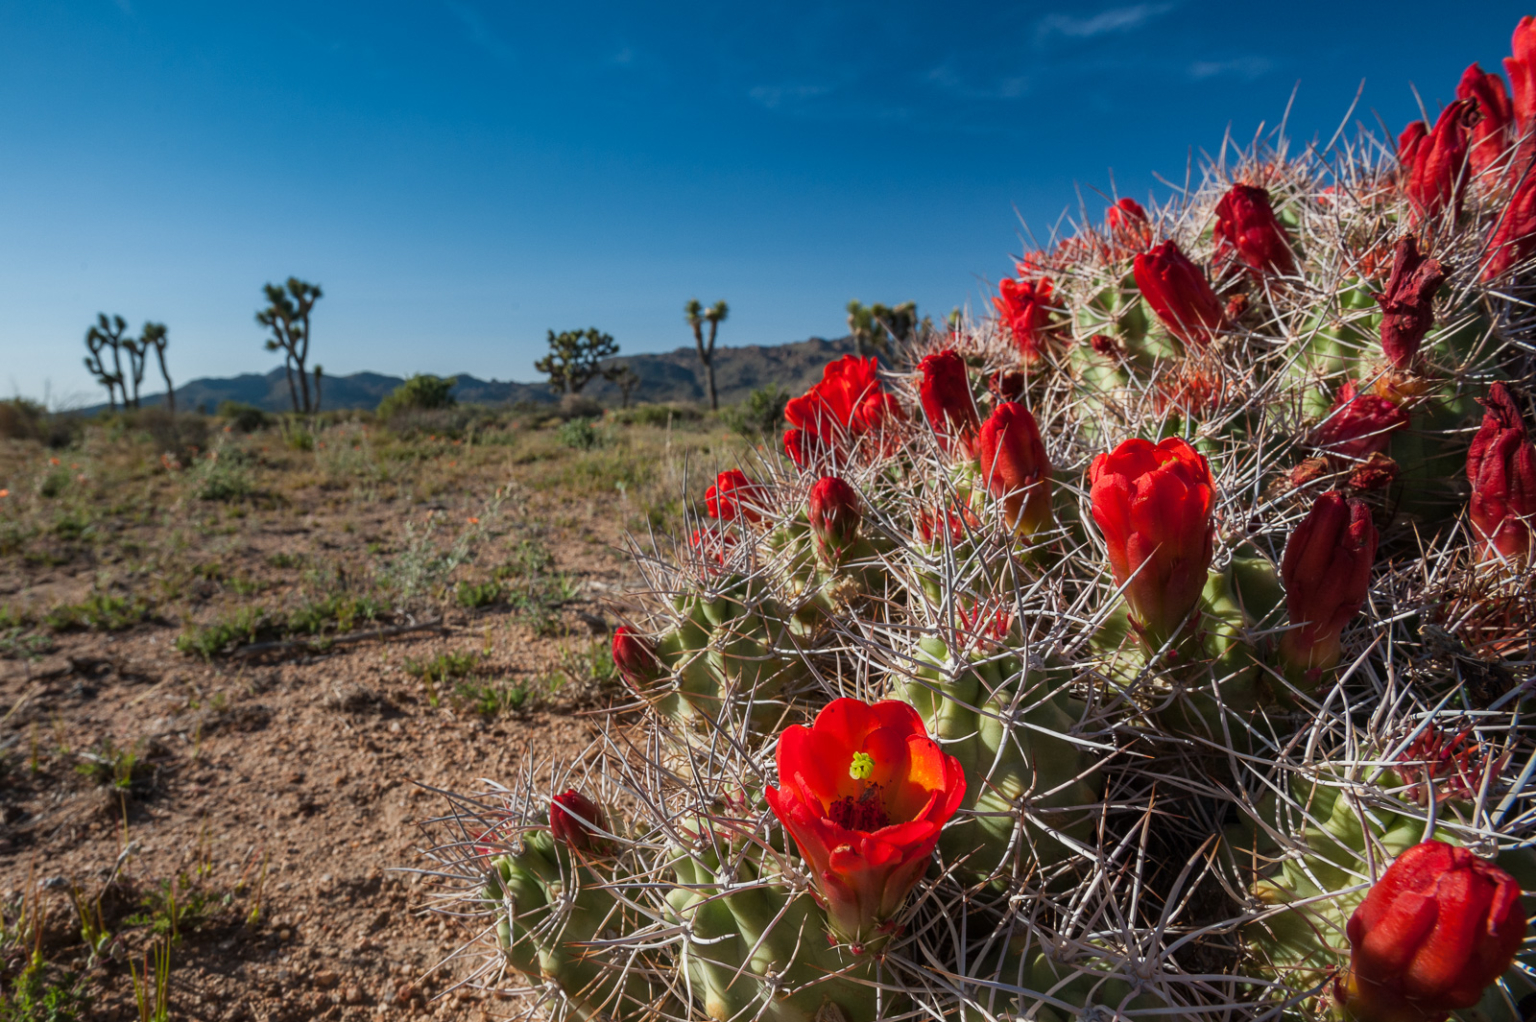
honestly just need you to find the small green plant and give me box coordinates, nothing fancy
[452,679,530,717]
[218,401,270,433]
[266,551,305,570]
[555,417,605,450]
[455,579,504,609]
[279,418,314,451]
[130,938,171,1022]
[124,876,221,942]
[44,593,152,633]
[36,469,72,500]
[174,607,270,660]
[0,960,87,1022]
[188,441,254,501]
[286,593,385,635]
[721,384,789,440]
[377,374,457,419]
[406,650,480,708]
[75,738,154,794]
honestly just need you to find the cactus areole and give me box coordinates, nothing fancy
[765,698,965,947]
[1338,841,1527,1022]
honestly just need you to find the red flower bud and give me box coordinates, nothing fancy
[1506,16,1536,132]
[705,469,761,523]
[1482,171,1536,280]
[1312,381,1411,463]
[765,699,965,945]
[1278,491,1377,678]
[1088,437,1215,643]
[612,626,663,691]
[1213,183,1297,277]
[992,277,1058,362]
[1467,382,1536,565]
[1372,237,1446,369]
[916,504,976,547]
[1132,241,1225,346]
[1104,198,1152,257]
[977,403,1053,539]
[1400,99,1476,222]
[550,789,609,853]
[808,476,861,565]
[1457,63,1516,178]
[1105,197,1148,232]
[1089,333,1119,358]
[917,350,981,456]
[1340,840,1526,1022]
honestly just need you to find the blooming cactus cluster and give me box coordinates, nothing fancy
[418,18,1536,1022]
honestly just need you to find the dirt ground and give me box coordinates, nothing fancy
[0,409,741,1021]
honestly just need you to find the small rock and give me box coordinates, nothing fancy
[278,929,292,941]
[313,969,340,989]
[344,985,363,1005]
[394,984,416,1005]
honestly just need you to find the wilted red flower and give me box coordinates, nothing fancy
[1105,197,1148,232]
[977,402,1053,539]
[784,356,905,464]
[689,526,737,568]
[1132,241,1225,346]
[1311,381,1411,463]
[1397,727,1509,806]
[705,469,761,523]
[1467,382,1536,565]
[1278,491,1377,680]
[1104,197,1152,257]
[1457,63,1516,178]
[765,698,965,945]
[916,503,978,547]
[992,277,1058,362]
[1506,16,1536,132]
[808,476,861,566]
[1400,99,1476,221]
[918,350,981,455]
[1089,333,1119,358]
[1089,437,1215,644]
[1373,237,1446,369]
[550,790,609,853]
[1482,171,1536,280]
[1339,840,1526,1022]
[988,369,1025,403]
[612,626,663,691]
[1213,183,1297,277]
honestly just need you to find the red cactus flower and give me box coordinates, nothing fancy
[612,626,663,691]
[1467,382,1536,565]
[784,427,809,469]
[706,469,761,523]
[1132,241,1225,346]
[1088,437,1216,644]
[765,698,965,945]
[1506,16,1536,132]
[1483,171,1536,280]
[1397,727,1509,806]
[1213,183,1297,277]
[1400,99,1476,221]
[1312,381,1411,464]
[1105,197,1148,232]
[689,525,736,568]
[976,402,1053,539]
[550,790,609,853]
[1373,237,1446,369]
[916,503,978,547]
[1457,63,1516,178]
[785,356,905,465]
[917,350,981,455]
[1104,198,1152,257]
[988,369,1026,403]
[1278,491,1377,679]
[992,277,1058,362]
[1338,840,1526,1022]
[808,476,861,566]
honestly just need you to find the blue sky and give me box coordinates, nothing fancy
[0,1,1528,404]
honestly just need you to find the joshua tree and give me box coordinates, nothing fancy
[83,313,129,411]
[847,299,919,358]
[141,322,174,414]
[534,328,621,395]
[685,299,728,410]
[614,365,641,408]
[122,332,150,409]
[256,278,324,413]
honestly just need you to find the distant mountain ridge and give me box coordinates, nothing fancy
[82,335,867,414]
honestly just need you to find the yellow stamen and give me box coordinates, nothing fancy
[848,752,874,780]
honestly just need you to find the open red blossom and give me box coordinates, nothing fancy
[1373,237,1446,369]
[992,277,1058,362]
[550,790,609,854]
[1213,184,1297,277]
[1089,437,1215,644]
[1457,63,1516,178]
[612,626,663,691]
[1506,16,1536,132]
[1339,841,1526,1022]
[918,350,981,455]
[1467,382,1536,565]
[1483,171,1536,280]
[1400,99,1476,222]
[765,699,965,945]
[807,476,861,566]
[705,469,761,523]
[1132,241,1225,346]
[977,402,1053,539]
[1312,381,1411,464]
[784,428,809,469]
[784,356,905,466]
[1278,491,1377,680]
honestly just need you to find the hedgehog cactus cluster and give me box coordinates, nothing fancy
[418,19,1536,1022]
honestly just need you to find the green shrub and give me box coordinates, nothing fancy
[610,403,702,427]
[0,398,45,442]
[45,593,152,632]
[722,385,789,440]
[219,401,270,433]
[377,374,458,420]
[175,607,271,660]
[452,680,530,717]
[556,418,605,450]
[455,579,504,609]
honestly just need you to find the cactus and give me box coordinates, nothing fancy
[413,21,1536,1022]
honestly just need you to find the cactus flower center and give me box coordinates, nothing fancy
[847,752,874,780]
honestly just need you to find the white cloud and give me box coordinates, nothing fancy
[1036,3,1173,40]
[1188,56,1274,81]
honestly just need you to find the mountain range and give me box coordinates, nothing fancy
[82,335,868,414]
